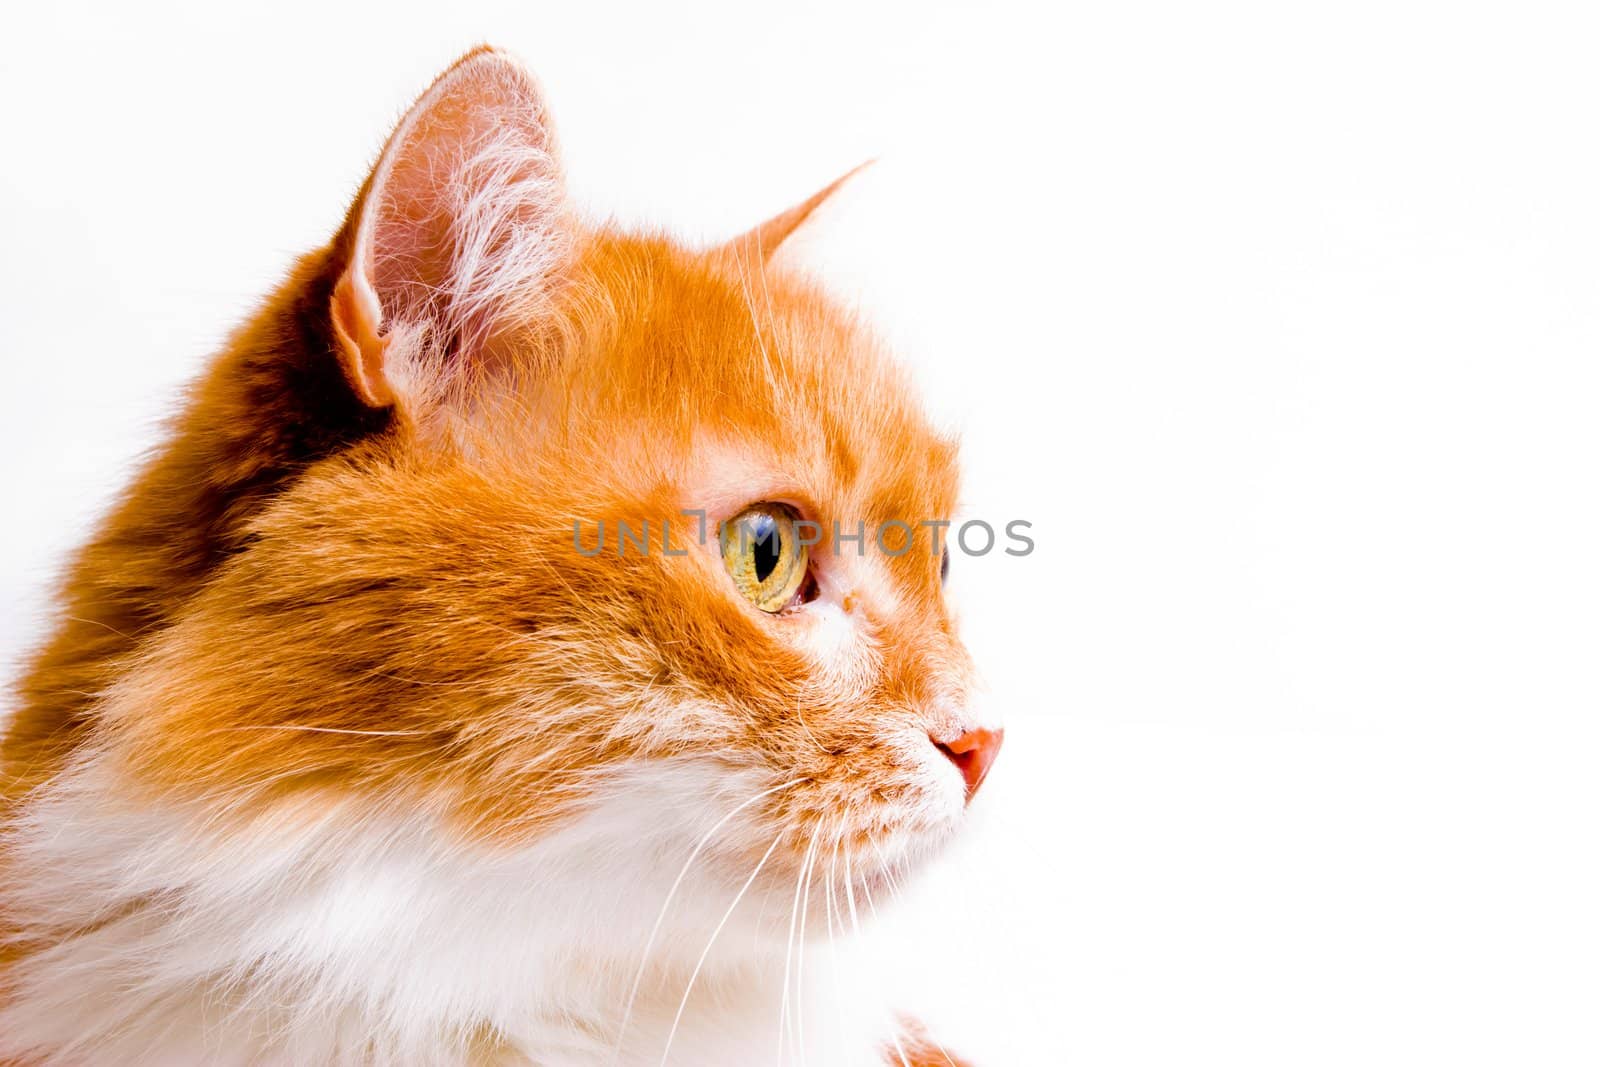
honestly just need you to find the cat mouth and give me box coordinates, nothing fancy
[778,815,956,906]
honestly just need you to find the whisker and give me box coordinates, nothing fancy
[794,822,823,1067]
[658,831,784,1066]
[615,777,803,1058]
[62,613,145,642]
[779,826,821,1064]
[865,842,959,1067]
[822,822,846,1038]
[217,725,436,737]
[869,840,909,906]
[852,851,913,1067]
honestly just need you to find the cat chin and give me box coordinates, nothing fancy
[0,752,919,1064]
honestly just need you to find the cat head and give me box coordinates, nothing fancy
[104,47,1000,911]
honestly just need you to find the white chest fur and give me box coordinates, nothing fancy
[0,758,897,1066]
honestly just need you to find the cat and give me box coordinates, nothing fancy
[0,46,1001,1066]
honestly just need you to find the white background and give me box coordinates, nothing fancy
[3,2,1598,1063]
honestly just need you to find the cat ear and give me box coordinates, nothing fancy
[726,161,872,263]
[331,47,567,409]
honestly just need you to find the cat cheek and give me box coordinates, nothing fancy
[790,600,872,673]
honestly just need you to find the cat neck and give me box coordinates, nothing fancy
[0,753,893,1065]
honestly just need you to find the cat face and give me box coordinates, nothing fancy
[96,48,999,914]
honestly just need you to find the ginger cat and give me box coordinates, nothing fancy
[0,47,999,1065]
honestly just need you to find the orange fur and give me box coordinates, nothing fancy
[1,46,985,1065]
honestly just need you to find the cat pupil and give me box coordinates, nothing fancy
[751,515,781,583]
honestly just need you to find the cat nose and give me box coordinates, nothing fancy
[934,727,1004,801]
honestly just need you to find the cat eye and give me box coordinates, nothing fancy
[720,503,811,613]
[940,547,950,584]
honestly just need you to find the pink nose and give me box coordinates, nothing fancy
[935,727,1004,800]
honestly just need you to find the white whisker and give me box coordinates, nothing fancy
[218,725,435,737]
[615,777,803,1057]
[822,823,846,1045]
[794,823,823,1067]
[658,831,784,1066]
[779,826,821,1064]
[866,841,959,1067]
[851,848,912,1067]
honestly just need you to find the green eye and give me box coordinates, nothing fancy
[720,503,809,613]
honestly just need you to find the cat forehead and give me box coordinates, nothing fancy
[545,233,960,514]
